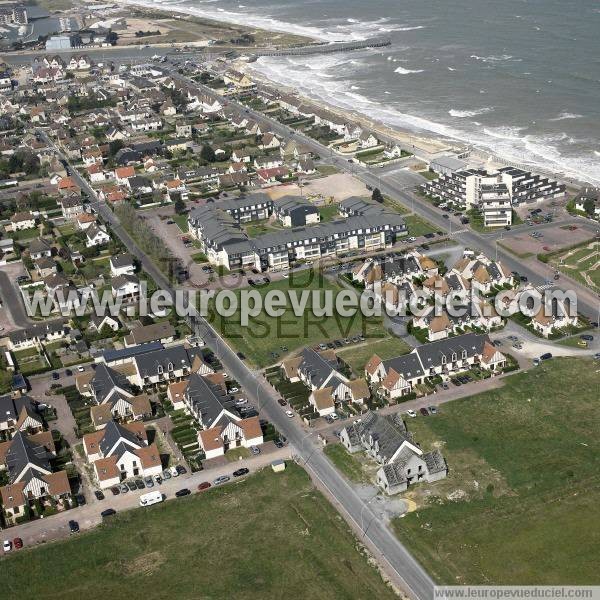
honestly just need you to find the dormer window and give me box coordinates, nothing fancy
[451,352,457,362]
[157,366,163,374]
[441,355,446,365]
[461,350,467,359]
[168,362,174,371]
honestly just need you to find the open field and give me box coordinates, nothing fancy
[324,444,372,484]
[2,465,396,599]
[393,358,600,585]
[207,269,390,367]
[337,336,411,375]
[403,214,438,237]
[504,225,595,259]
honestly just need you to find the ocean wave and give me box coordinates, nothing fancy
[447,67,456,71]
[252,54,600,185]
[396,25,425,31]
[449,107,495,118]
[470,54,521,63]
[549,112,584,121]
[394,66,424,74]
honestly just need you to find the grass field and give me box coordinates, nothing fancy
[318,204,340,222]
[3,465,395,600]
[172,214,189,233]
[207,269,389,367]
[404,214,438,237]
[393,358,600,585]
[337,336,411,375]
[324,444,371,484]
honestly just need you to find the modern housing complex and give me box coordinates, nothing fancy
[422,166,566,227]
[188,194,407,272]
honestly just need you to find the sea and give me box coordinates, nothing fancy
[126,0,600,185]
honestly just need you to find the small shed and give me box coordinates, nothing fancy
[271,459,286,473]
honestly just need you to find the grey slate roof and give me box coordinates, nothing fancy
[423,449,447,475]
[5,431,52,483]
[184,372,234,428]
[0,395,39,424]
[99,420,143,457]
[357,411,411,464]
[134,345,191,379]
[91,364,133,403]
[298,348,339,388]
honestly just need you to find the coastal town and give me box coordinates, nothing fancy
[0,1,598,599]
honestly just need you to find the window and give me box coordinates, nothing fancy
[157,365,163,374]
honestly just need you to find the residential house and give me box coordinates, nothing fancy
[110,253,135,277]
[10,211,36,231]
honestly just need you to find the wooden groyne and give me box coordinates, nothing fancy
[252,36,391,58]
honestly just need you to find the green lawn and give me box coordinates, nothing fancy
[318,204,340,222]
[207,269,389,367]
[404,214,438,237]
[173,214,189,233]
[316,164,340,176]
[337,336,411,375]
[3,465,395,600]
[190,252,208,264]
[324,444,371,484]
[549,241,599,293]
[393,358,600,585]
[419,170,439,181]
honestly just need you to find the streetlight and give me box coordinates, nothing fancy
[360,493,378,536]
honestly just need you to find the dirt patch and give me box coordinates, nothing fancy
[501,224,595,257]
[119,551,167,576]
[266,173,370,203]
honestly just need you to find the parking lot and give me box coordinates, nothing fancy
[501,223,596,257]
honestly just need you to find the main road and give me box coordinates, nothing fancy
[38,130,436,600]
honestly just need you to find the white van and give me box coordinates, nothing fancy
[139,491,163,507]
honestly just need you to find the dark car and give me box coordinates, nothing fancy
[277,398,287,406]
[101,508,117,518]
[274,440,284,448]
[135,479,145,490]
[540,352,553,361]
[237,352,246,360]
[176,465,187,475]
[580,334,594,341]
[520,275,528,282]
[94,490,105,501]
[110,486,120,496]
[65,369,73,377]
[424,232,435,239]
[175,488,191,497]
[75,493,86,506]
[13,537,23,549]
[198,481,212,491]
[127,481,137,491]
[68,520,80,534]
[419,407,429,416]
[233,468,249,477]
[52,372,60,380]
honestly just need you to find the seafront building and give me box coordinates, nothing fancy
[422,166,565,226]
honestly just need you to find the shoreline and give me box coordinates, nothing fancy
[118,0,590,188]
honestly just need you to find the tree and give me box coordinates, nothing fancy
[109,139,124,157]
[200,144,216,163]
[372,188,384,203]
[583,198,596,217]
[174,198,186,215]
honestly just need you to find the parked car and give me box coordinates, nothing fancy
[135,479,145,490]
[198,481,211,491]
[277,398,287,406]
[77,366,85,373]
[68,520,80,534]
[406,409,417,418]
[213,475,230,485]
[13,537,23,549]
[126,481,137,492]
[274,439,284,448]
[3,539,12,552]
[235,398,248,406]
[52,372,60,380]
[419,407,429,416]
[250,445,260,455]
[236,352,246,360]
[170,466,179,477]
[144,476,154,488]
[175,488,191,498]
[176,465,187,475]
[75,493,86,506]
[162,469,172,480]
[110,486,120,495]
[285,410,294,418]
[94,490,105,501]
[233,468,250,477]
[100,508,117,518]
[428,406,437,415]
[580,334,594,341]
[119,483,129,493]
[65,369,73,377]
[154,474,162,485]
[540,352,553,361]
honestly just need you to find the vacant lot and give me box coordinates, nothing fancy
[324,444,373,484]
[338,336,411,375]
[393,358,600,585]
[4,465,395,600]
[207,269,389,367]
